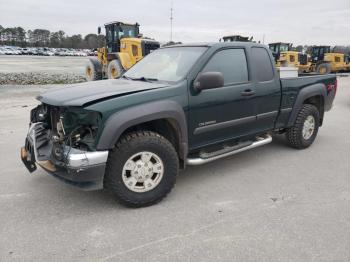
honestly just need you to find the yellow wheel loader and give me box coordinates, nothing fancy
[309,46,350,74]
[86,21,160,81]
[268,43,311,73]
[278,51,312,73]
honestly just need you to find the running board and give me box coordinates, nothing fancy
[186,134,272,166]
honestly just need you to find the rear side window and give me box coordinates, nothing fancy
[251,47,274,82]
[132,45,138,56]
[202,49,248,85]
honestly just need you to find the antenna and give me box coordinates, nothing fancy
[170,1,173,42]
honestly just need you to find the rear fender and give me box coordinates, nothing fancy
[287,84,326,127]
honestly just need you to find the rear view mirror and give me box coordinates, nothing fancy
[194,72,224,91]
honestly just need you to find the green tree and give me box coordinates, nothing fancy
[84,34,98,49]
[50,31,61,47]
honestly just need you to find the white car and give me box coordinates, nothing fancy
[4,48,16,55]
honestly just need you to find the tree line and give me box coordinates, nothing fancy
[0,25,105,49]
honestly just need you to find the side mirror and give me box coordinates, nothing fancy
[194,72,224,91]
[97,26,101,35]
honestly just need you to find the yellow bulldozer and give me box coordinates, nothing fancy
[268,42,311,73]
[86,21,160,81]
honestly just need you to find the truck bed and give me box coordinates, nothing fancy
[280,74,337,110]
[274,74,337,129]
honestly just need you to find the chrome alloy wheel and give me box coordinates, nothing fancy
[302,115,315,140]
[122,151,164,193]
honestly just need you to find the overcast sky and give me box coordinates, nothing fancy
[0,0,349,46]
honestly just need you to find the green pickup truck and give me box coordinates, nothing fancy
[21,42,337,207]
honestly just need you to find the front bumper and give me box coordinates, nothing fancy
[21,123,109,190]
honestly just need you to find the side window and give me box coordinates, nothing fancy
[251,47,274,82]
[132,45,138,56]
[290,55,295,63]
[202,49,248,85]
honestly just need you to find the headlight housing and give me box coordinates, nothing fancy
[60,108,102,151]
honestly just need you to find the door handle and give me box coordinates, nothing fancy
[241,89,255,96]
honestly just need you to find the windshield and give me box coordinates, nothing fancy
[124,47,207,82]
[118,25,137,38]
[279,44,289,52]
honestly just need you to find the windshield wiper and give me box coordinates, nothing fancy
[121,75,133,80]
[122,76,158,82]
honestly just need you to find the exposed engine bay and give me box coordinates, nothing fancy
[27,103,101,169]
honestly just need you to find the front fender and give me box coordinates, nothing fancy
[117,52,133,70]
[96,100,188,157]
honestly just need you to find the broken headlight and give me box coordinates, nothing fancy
[30,104,49,123]
[57,108,102,152]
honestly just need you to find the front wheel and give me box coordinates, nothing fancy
[107,59,124,79]
[286,104,320,149]
[104,131,179,207]
[316,63,331,74]
[85,59,102,81]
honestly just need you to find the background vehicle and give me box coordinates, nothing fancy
[21,42,337,207]
[268,42,292,63]
[309,46,350,74]
[221,35,253,42]
[20,48,29,55]
[278,51,311,73]
[269,42,311,73]
[85,21,160,81]
[3,47,18,55]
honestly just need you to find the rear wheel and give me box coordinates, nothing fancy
[316,63,331,74]
[107,59,124,79]
[286,104,320,149]
[85,59,102,81]
[104,131,179,207]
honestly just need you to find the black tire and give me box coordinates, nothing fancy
[316,63,331,74]
[85,59,102,81]
[107,59,124,79]
[286,104,320,149]
[104,131,179,207]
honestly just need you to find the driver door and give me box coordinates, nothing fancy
[188,48,257,150]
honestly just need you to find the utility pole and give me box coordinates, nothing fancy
[170,1,173,42]
[262,34,265,44]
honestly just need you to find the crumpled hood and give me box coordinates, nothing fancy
[37,79,167,106]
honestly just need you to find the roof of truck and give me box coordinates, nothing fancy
[162,42,266,49]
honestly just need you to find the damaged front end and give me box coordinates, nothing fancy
[21,104,108,190]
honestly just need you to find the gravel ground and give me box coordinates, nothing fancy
[0,56,88,85]
[0,77,349,262]
[0,72,87,85]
